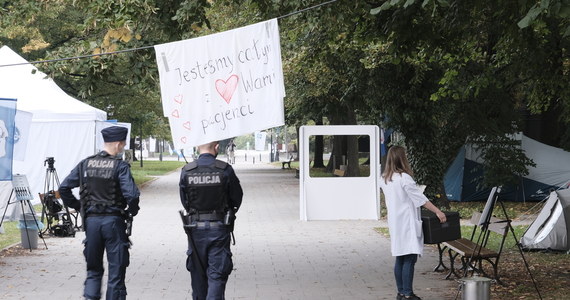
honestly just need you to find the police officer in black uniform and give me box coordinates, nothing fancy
[59,126,140,300]
[179,141,243,300]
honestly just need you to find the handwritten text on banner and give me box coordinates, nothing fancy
[154,19,285,150]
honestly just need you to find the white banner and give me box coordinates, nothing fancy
[0,98,16,181]
[254,131,267,151]
[13,110,32,161]
[154,19,285,150]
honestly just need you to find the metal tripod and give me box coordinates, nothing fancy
[496,199,542,299]
[0,174,47,251]
[40,157,76,236]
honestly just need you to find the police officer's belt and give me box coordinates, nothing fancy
[194,221,224,229]
[86,212,123,217]
[193,212,224,221]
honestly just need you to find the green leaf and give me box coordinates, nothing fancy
[518,5,544,28]
[438,0,450,7]
[517,16,531,28]
[371,2,394,15]
[559,5,570,18]
[404,0,416,8]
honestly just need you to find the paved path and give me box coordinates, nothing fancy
[0,159,456,299]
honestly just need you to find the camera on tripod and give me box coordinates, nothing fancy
[40,156,77,237]
[44,191,63,218]
[44,157,55,170]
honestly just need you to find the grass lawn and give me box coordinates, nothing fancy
[130,160,186,185]
[0,221,20,250]
[272,159,370,177]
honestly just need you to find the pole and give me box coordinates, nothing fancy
[159,139,163,161]
[285,126,288,161]
[139,132,143,168]
[270,129,274,162]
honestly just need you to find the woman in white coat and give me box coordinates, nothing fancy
[380,146,447,300]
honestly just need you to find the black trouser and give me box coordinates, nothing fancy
[186,222,233,300]
[83,216,130,300]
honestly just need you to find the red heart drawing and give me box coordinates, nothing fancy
[215,75,239,104]
[183,121,191,130]
[181,136,187,144]
[174,94,183,104]
[171,109,179,118]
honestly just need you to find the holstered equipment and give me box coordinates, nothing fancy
[79,161,87,231]
[179,210,206,276]
[182,160,237,244]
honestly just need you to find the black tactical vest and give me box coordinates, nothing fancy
[83,153,125,210]
[183,160,228,213]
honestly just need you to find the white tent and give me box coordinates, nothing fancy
[0,46,108,221]
[520,188,570,251]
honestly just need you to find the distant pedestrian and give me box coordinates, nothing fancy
[226,139,236,164]
[59,126,140,300]
[179,141,243,300]
[379,146,446,300]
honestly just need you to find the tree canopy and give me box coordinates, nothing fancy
[1,0,568,203]
[1,0,214,138]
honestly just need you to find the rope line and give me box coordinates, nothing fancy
[0,0,340,68]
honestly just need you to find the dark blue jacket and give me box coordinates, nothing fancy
[59,151,140,216]
[179,153,242,212]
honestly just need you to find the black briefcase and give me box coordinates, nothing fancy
[421,210,461,244]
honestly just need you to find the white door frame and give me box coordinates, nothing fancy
[299,125,380,220]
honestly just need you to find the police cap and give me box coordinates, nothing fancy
[102,126,128,142]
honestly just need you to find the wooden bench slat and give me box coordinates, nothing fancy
[444,240,498,258]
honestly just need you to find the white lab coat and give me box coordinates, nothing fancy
[380,172,428,256]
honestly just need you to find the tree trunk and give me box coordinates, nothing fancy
[344,105,359,176]
[345,135,360,177]
[326,135,346,173]
[325,103,359,175]
[312,118,326,168]
[129,137,138,161]
[435,182,451,209]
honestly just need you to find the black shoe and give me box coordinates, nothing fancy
[403,294,422,300]
[397,293,404,300]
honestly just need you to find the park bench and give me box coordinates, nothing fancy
[281,154,294,169]
[333,169,345,177]
[439,212,510,284]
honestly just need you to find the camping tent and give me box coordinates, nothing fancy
[0,46,109,221]
[520,189,570,251]
[444,134,570,202]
